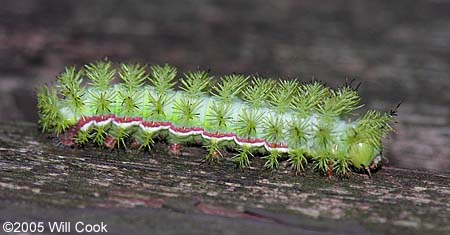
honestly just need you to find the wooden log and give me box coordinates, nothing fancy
[0,122,449,235]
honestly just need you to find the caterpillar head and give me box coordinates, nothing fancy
[348,142,383,171]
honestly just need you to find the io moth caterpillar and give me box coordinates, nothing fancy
[37,60,396,177]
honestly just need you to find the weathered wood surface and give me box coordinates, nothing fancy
[1,0,450,173]
[0,122,449,235]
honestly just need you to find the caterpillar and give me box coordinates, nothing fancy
[37,60,395,177]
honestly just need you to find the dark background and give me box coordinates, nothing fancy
[0,0,449,172]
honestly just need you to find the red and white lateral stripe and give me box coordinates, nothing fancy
[76,115,290,153]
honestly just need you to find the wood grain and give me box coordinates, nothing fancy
[0,122,449,234]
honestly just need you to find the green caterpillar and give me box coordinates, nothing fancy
[37,60,395,177]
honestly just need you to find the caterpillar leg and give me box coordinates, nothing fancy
[58,126,79,147]
[169,143,183,155]
[168,135,197,155]
[365,167,372,178]
[104,135,117,149]
[130,138,141,149]
[327,160,333,178]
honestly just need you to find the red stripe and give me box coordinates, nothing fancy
[74,115,288,150]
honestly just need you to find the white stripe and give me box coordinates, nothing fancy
[79,118,292,152]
